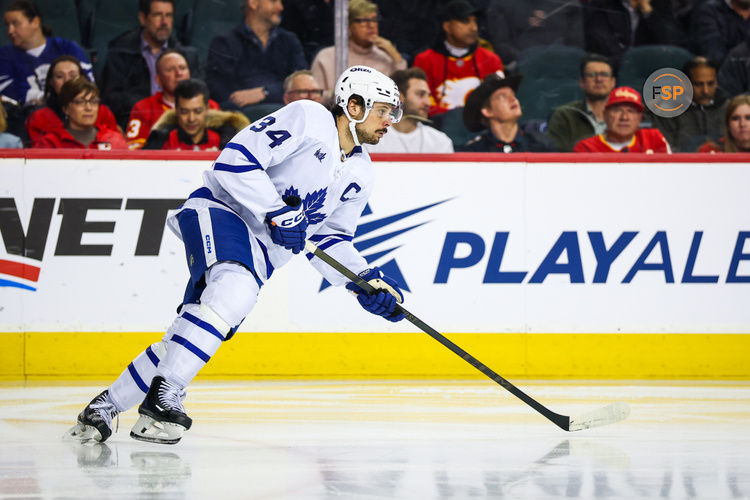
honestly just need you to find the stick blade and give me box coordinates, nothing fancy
[568,401,630,431]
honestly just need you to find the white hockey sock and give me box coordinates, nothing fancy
[157,303,230,388]
[109,341,167,412]
[156,262,259,388]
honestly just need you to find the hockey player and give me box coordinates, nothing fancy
[65,65,406,445]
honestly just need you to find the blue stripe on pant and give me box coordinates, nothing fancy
[171,334,211,363]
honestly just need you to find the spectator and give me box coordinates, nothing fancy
[0,0,93,106]
[25,55,118,146]
[311,0,406,104]
[547,54,616,152]
[100,0,201,128]
[33,77,127,149]
[279,0,333,64]
[457,73,553,152]
[282,70,324,105]
[0,103,22,148]
[583,0,687,64]
[691,0,750,66]
[367,67,453,153]
[413,0,504,116]
[486,0,584,68]
[699,94,750,152]
[573,86,671,153]
[206,0,306,117]
[718,30,750,96]
[126,50,220,149]
[144,79,249,151]
[653,56,727,151]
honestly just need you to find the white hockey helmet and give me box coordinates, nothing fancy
[335,65,403,125]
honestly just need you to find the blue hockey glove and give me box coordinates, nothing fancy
[345,267,405,322]
[265,196,308,254]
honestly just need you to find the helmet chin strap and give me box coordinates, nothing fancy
[348,120,361,147]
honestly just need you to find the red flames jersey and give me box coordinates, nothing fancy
[161,128,222,151]
[413,46,503,116]
[573,128,671,153]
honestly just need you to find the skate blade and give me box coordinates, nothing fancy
[130,415,185,445]
[63,422,103,443]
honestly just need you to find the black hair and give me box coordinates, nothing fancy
[683,56,718,78]
[330,95,365,117]
[138,0,176,16]
[579,53,614,78]
[4,0,52,37]
[174,78,209,106]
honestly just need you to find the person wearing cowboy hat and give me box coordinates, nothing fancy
[457,72,553,152]
[574,86,671,153]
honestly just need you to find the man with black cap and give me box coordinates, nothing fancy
[457,73,553,152]
[413,0,504,116]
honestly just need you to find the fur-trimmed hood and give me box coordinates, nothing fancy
[152,109,250,131]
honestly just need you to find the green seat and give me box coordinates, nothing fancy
[187,0,242,63]
[88,0,139,78]
[516,80,582,122]
[517,45,587,82]
[432,107,476,148]
[618,45,694,91]
[0,0,82,46]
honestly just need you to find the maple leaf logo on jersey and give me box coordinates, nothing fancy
[314,149,326,162]
[283,186,327,225]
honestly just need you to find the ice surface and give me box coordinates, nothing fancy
[0,380,748,499]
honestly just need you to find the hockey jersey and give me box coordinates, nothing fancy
[0,37,93,104]
[573,128,671,153]
[126,92,220,149]
[169,100,372,285]
[413,40,503,116]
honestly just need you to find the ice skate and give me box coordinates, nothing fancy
[64,390,119,443]
[130,376,192,445]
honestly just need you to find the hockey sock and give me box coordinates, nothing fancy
[157,262,259,388]
[109,341,167,412]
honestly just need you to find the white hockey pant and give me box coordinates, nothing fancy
[108,262,259,411]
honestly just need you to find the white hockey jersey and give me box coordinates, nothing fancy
[177,100,372,286]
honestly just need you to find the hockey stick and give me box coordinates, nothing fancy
[306,241,630,432]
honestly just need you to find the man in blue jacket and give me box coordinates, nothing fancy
[206,0,306,119]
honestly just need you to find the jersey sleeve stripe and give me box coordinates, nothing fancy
[213,162,263,173]
[225,142,263,166]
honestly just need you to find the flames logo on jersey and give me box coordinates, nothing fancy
[283,186,327,225]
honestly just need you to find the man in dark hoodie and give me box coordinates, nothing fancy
[99,0,201,128]
[413,0,504,117]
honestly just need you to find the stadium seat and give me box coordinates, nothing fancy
[516,80,582,122]
[517,45,587,82]
[87,0,139,78]
[186,0,242,63]
[432,107,476,148]
[617,45,694,91]
[0,0,81,46]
